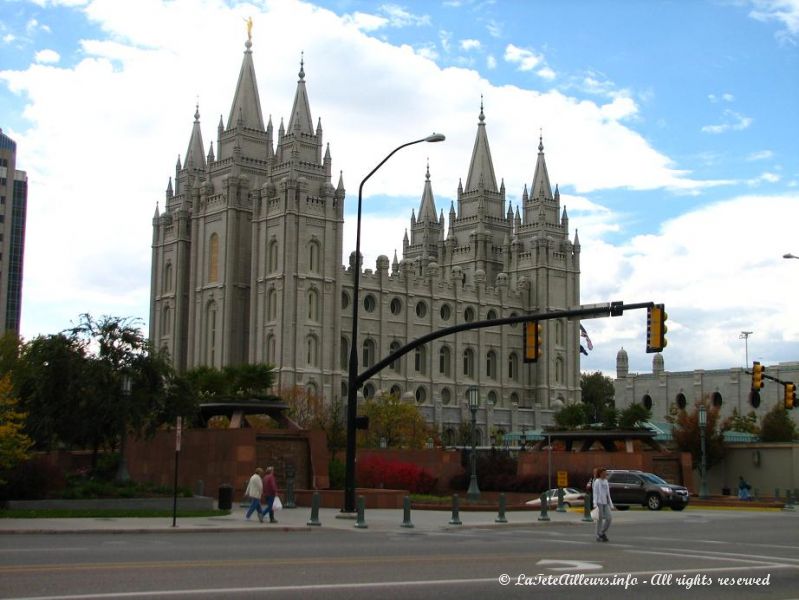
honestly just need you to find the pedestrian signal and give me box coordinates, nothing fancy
[524,321,543,363]
[785,382,796,410]
[751,362,765,390]
[646,304,667,353]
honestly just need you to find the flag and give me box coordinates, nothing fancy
[580,345,588,356]
[580,324,593,351]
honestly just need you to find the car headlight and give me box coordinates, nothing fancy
[660,487,672,493]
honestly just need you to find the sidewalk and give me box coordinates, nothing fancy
[0,503,585,535]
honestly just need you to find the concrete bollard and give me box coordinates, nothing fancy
[285,478,296,509]
[753,488,760,501]
[538,490,550,522]
[775,488,780,501]
[354,495,368,529]
[401,496,414,528]
[306,492,321,526]
[582,491,594,522]
[495,493,508,523]
[783,489,795,511]
[556,487,567,512]
[449,494,462,525]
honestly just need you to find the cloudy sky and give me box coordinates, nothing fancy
[1,0,798,378]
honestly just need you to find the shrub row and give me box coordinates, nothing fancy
[356,455,437,494]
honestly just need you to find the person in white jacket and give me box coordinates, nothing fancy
[244,467,264,522]
[592,468,614,542]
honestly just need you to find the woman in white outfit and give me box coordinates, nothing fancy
[592,467,614,542]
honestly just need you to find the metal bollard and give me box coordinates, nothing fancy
[783,489,795,511]
[401,496,414,528]
[449,494,462,525]
[285,478,296,509]
[495,493,508,523]
[775,488,780,501]
[753,487,760,501]
[582,491,594,522]
[538,490,550,521]
[556,487,566,512]
[306,492,321,526]
[354,495,368,529]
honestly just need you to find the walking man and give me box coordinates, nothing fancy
[245,467,264,522]
[593,467,614,542]
[262,466,279,523]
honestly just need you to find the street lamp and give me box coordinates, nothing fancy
[698,403,708,499]
[115,374,132,482]
[739,331,752,367]
[466,386,481,501]
[784,253,799,259]
[344,132,445,513]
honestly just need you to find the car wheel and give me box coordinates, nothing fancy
[646,494,663,511]
[563,502,570,508]
[670,504,686,511]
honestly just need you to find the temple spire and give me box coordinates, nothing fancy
[286,51,314,136]
[531,130,552,199]
[464,97,498,192]
[184,104,206,171]
[226,35,265,130]
[417,161,438,222]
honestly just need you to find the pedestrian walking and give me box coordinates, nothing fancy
[245,467,264,522]
[593,467,614,542]
[738,475,752,501]
[262,466,279,523]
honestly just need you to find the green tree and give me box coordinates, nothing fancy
[184,363,274,400]
[618,403,652,429]
[552,403,591,429]
[0,374,32,484]
[668,398,725,469]
[580,371,615,422]
[359,392,432,449]
[759,403,798,442]
[722,408,760,435]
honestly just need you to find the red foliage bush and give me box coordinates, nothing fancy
[356,455,437,493]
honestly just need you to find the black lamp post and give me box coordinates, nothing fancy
[344,133,445,513]
[466,386,481,501]
[115,374,132,482]
[698,403,709,499]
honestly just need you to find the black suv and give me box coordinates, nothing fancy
[606,470,689,511]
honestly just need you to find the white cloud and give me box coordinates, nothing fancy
[504,43,544,71]
[460,38,481,51]
[747,149,774,161]
[0,0,725,342]
[380,4,431,27]
[439,30,452,53]
[343,12,388,31]
[578,194,799,373]
[537,66,556,81]
[486,19,502,38]
[748,0,799,42]
[34,49,61,64]
[708,92,735,103]
[486,54,496,69]
[2,34,15,44]
[701,109,753,134]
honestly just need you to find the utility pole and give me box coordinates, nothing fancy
[739,331,752,367]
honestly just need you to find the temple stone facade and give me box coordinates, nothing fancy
[150,38,583,439]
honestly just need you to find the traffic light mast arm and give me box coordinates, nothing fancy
[355,300,654,388]
[746,370,790,386]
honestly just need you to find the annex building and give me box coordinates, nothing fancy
[150,37,582,440]
[0,128,27,335]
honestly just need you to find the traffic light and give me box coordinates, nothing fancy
[524,321,543,363]
[785,382,796,410]
[751,361,765,390]
[645,304,668,353]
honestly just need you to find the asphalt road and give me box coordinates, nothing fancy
[1,510,797,599]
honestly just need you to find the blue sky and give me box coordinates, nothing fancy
[1,0,798,378]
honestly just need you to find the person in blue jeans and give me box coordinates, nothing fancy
[593,467,614,542]
[261,466,279,523]
[244,467,264,522]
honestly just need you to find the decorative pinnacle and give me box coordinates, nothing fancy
[426,159,430,180]
[194,102,200,122]
[479,94,485,122]
[299,51,305,80]
[539,128,544,152]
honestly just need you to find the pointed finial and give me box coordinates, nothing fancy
[299,51,305,80]
[538,128,544,152]
[194,102,200,122]
[426,159,430,180]
[479,94,485,123]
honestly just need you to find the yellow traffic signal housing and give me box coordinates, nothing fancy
[785,382,796,410]
[646,304,668,353]
[524,321,543,363]
[751,361,765,390]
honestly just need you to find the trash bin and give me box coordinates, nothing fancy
[218,484,233,510]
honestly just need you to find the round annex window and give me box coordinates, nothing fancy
[441,387,451,405]
[676,393,687,410]
[341,291,350,310]
[509,312,518,327]
[390,297,402,315]
[415,386,427,404]
[363,383,375,399]
[416,301,427,318]
[440,304,451,321]
[487,309,498,320]
[464,307,475,322]
[642,394,653,410]
[363,294,376,313]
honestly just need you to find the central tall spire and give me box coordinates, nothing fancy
[464,97,498,193]
[226,37,265,131]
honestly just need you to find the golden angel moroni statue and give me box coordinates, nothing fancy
[245,17,253,41]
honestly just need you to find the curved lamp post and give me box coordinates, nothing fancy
[344,133,445,513]
[466,386,481,501]
[784,253,799,260]
[698,403,708,499]
[115,374,132,482]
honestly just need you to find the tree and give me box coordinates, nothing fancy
[552,402,591,429]
[184,363,275,400]
[580,371,615,422]
[358,392,433,449]
[280,386,346,457]
[759,404,798,442]
[668,398,725,470]
[0,374,32,484]
[722,408,760,435]
[618,403,652,429]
